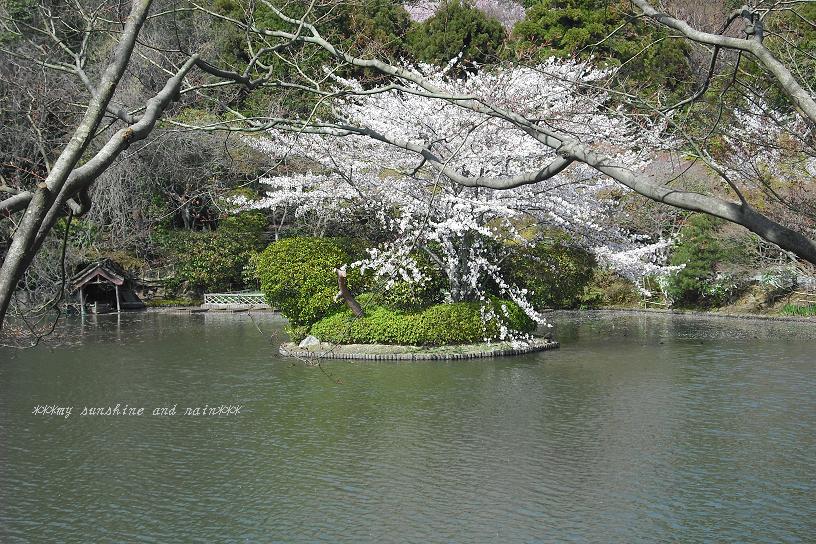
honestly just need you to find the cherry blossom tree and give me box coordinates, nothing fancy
[237,59,676,323]
[220,0,816,270]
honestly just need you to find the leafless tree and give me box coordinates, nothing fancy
[220,0,815,265]
[0,0,304,331]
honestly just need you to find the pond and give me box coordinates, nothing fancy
[1,311,814,543]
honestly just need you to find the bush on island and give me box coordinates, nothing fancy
[310,297,536,346]
[253,237,366,328]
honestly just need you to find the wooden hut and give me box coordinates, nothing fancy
[71,260,145,314]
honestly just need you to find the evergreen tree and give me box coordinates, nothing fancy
[513,0,691,93]
[407,0,507,74]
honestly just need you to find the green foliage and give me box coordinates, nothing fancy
[1,0,36,43]
[156,212,267,293]
[219,211,267,236]
[216,0,412,58]
[4,0,36,22]
[580,269,640,307]
[504,239,596,309]
[781,304,816,317]
[407,0,507,73]
[345,0,414,58]
[375,277,445,311]
[285,323,311,343]
[212,0,413,115]
[513,0,691,92]
[666,214,735,307]
[55,217,99,249]
[309,298,535,345]
[254,237,365,327]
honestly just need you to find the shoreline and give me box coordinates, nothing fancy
[144,306,279,314]
[578,307,816,324]
[140,304,815,323]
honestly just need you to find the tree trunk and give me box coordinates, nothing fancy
[336,268,364,317]
[0,2,202,330]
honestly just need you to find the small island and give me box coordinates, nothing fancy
[252,237,566,359]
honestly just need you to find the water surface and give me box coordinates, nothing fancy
[1,311,814,542]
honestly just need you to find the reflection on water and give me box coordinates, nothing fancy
[1,311,814,542]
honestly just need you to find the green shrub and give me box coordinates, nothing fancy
[368,253,447,312]
[54,216,99,249]
[503,240,596,309]
[285,324,311,344]
[213,0,413,114]
[254,237,365,327]
[513,0,692,94]
[309,298,535,345]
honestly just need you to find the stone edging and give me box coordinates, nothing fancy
[279,338,560,360]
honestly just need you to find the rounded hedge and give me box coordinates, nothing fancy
[254,237,363,327]
[309,298,536,346]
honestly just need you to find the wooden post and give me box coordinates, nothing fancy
[79,286,85,316]
[115,284,121,313]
